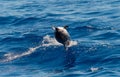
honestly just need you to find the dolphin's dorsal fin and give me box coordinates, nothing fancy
[64,26,69,29]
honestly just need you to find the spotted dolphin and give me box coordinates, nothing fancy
[52,26,71,50]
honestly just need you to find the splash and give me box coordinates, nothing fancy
[41,35,62,46]
[1,35,60,62]
[2,35,77,62]
[90,67,99,72]
[3,45,41,62]
[68,40,78,47]
[42,35,78,47]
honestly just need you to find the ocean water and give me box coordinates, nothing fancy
[0,0,120,77]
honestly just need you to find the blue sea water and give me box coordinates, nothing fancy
[0,0,120,77]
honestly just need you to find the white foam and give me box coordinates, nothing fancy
[3,45,41,62]
[90,67,99,72]
[2,35,60,62]
[42,35,78,47]
[41,35,62,46]
[68,40,78,47]
[2,35,77,62]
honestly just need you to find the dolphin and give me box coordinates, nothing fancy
[52,26,71,50]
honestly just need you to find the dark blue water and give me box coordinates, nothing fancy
[0,0,120,77]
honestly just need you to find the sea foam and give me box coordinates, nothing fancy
[2,35,77,62]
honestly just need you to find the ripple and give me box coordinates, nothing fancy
[92,31,120,40]
[12,17,41,25]
[0,16,17,25]
[0,0,120,77]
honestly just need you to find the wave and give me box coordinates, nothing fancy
[3,46,40,62]
[0,16,43,26]
[12,17,40,25]
[1,35,77,62]
[92,31,120,40]
[0,16,17,25]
